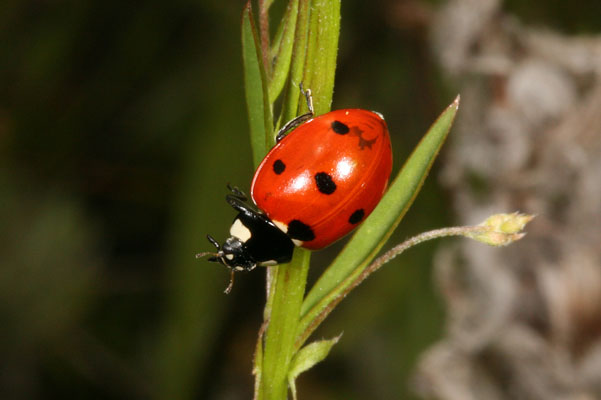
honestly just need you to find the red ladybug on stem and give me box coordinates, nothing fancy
[198,85,393,293]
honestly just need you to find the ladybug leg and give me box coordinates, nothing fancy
[276,112,312,143]
[227,183,248,201]
[226,194,249,213]
[299,82,314,114]
[226,193,264,215]
[225,184,265,216]
[206,234,220,250]
[275,83,315,143]
[224,270,235,294]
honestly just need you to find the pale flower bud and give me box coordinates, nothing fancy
[465,213,535,246]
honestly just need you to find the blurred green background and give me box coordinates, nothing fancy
[2,0,599,399]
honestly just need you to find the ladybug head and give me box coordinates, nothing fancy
[206,234,257,272]
[196,233,257,294]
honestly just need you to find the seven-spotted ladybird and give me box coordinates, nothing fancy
[198,86,393,292]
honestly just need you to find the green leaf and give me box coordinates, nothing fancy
[268,0,300,103]
[288,336,341,400]
[301,0,340,115]
[279,0,311,124]
[295,96,461,349]
[242,1,274,166]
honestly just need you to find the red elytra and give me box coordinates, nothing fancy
[251,108,393,250]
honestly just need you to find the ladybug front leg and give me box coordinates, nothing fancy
[227,183,248,201]
[276,84,315,143]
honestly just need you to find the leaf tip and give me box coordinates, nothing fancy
[242,0,252,17]
[452,94,460,110]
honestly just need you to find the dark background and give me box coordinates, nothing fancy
[2,0,600,399]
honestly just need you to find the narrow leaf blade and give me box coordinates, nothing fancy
[242,1,274,165]
[301,0,340,115]
[279,0,311,125]
[288,336,341,400]
[268,0,300,103]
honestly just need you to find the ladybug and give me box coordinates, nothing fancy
[198,86,392,292]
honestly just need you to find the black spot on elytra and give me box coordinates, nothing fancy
[287,220,315,241]
[331,120,350,135]
[314,172,336,194]
[348,209,365,224]
[273,159,286,175]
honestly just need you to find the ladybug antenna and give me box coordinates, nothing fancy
[195,250,219,259]
[195,235,221,260]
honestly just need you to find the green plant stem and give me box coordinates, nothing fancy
[251,0,340,397]
[260,248,311,400]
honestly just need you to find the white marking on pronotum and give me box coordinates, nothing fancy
[225,254,234,260]
[273,220,288,233]
[230,219,252,242]
[291,239,303,247]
